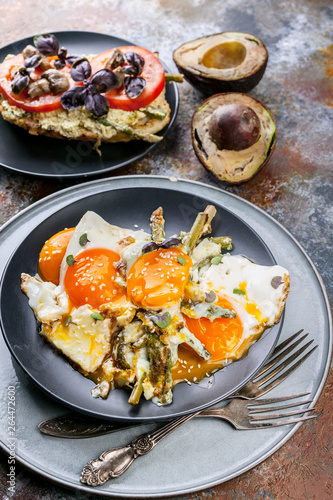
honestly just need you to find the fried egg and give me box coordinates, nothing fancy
[22,211,152,374]
[174,254,290,383]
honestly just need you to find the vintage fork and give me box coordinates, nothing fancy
[80,394,317,486]
[39,328,317,438]
[80,331,318,486]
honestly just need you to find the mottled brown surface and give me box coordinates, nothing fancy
[0,0,332,499]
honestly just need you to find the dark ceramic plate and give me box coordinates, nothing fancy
[0,31,179,178]
[0,179,284,422]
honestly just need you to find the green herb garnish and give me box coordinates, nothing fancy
[79,233,89,246]
[64,316,72,327]
[66,255,76,267]
[233,288,246,295]
[211,255,222,265]
[177,256,186,266]
[90,313,104,321]
[153,312,171,329]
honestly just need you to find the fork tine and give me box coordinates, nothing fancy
[249,414,318,428]
[270,329,304,356]
[255,332,308,379]
[246,393,310,406]
[257,328,308,376]
[248,397,313,411]
[251,407,316,421]
[256,346,318,396]
[255,341,317,389]
[251,409,315,420]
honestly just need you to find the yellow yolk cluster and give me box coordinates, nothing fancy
[38,228,74,285]
[127,247,192,307]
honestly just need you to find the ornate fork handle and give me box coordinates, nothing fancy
[81,412,199,485]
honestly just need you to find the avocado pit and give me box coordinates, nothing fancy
[191,93,276,184]
[208,103,260,151]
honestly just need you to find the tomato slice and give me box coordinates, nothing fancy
[90,46,165,111]
[0,54,72,113]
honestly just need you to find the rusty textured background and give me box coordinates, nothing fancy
[0,0,332,498]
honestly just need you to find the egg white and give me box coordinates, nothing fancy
[198,254,290,339]
[58,210,151,290]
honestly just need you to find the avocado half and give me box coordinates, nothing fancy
[173,32,268,95]
[192,93,276,184]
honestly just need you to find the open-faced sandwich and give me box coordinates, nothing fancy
[0,34,175,146]
[21,206,290,406]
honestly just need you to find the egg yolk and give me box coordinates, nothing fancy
[38,228,75,285]
[63,248,126,309]
[183,297,243,361]
[127,247,192,308]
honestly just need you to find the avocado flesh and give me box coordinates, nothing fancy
[192,93,276,184]
[173,32,268,94]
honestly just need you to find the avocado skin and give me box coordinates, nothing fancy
[191,93,277,184]
[176,60,268,95]
[173,32,268,96]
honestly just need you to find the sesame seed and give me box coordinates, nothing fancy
[193,377,197,382]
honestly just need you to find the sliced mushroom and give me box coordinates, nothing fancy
[105,49,125,70]
[27,79,51,99]
[22,45,39,59]
[42,69,70,94]
[113,67,125,88]
[22,44,52,71]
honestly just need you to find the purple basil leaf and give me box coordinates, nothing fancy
[61,86,87,110]
[271,276,283,289]
[90,69,119,93]
[84,92,109,117]
[124,51,144,74]
[34,34,59,56]
[24,54,42,69]
[58,47,67,60]
[66,55,80,66]
[205,290,217,303]
[11,74,30,94]
[160,237,182,249]
[122,64,138,76]
[142,241,159,254]
[54,59,66,70]
[17,66,29,76]
[124,76,146,99]
[70,58,92,82]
